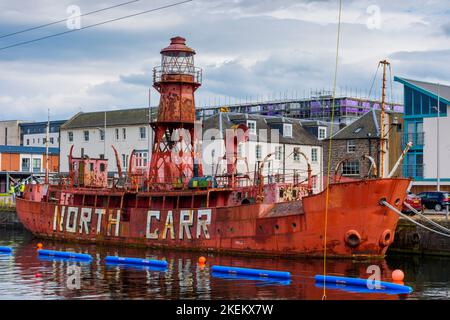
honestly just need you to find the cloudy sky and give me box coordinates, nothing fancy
[0,0,449,121]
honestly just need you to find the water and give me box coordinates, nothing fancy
[0,228,449,300]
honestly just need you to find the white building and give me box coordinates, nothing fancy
[201,113,323,193]
[20,120,66,148]
[59,108,153,174]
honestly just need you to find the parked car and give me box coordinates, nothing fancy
[401,193,422,215]
[416,191,450,212]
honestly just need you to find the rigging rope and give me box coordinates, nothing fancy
[381,200,450,238]
[323,0,343,301]
[368,63,380,100]
[403,202,450,234]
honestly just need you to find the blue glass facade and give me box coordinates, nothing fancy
[395,77,449,181]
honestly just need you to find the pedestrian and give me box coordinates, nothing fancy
[9,182,15,202]
[19,181,25,198]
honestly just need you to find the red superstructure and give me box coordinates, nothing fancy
[15,37,411,258]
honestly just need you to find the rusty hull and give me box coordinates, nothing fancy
[15,178,410,258]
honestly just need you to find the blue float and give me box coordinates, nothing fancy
[104,256,168,268]
[38,249,92,261]
[105,262,167,272]
[211,271,291,285]
[38,255,93,264]
[314,275,413,294]
[0,246,13,253]
[211,265,291,280]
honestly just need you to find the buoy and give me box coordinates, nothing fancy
[0,246,13,253]
[392,269,405,282]
[198,256,206,264]
[211,265,291,280]
[38,249,92,261]
[105,256,168,268]
[35,273,42,278]
[37,243,43,249]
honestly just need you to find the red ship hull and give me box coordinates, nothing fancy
[15,178,410,258]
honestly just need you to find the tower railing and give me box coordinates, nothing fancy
[153,66,202,84]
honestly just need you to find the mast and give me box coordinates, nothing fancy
[45,108,50,184]
[379,59,390,178]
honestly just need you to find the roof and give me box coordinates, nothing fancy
[395,77,450,104]
[61,108,155,130]
[19,120,67,128]
[0,146,59,155]
[203,113,321,146]
[328,109,402,140]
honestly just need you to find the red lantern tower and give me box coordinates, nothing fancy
[149,36,203,190]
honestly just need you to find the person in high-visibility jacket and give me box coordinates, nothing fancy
[9,183,15,202]
[19,182,25,197]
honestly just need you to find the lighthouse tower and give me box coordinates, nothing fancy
[149,37,203,190]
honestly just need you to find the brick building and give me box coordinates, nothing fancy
[323,109,404,180]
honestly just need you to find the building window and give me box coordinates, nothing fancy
[99,129,105,141]
[237,143,244,158]
[283,124,292,137]
[318,127,326,140]
[22,158,30,172]
[84,130,89,142]
[256,144,262,160]
[26,139,30,146]
[275,146,283,160]
[122,128,127,140]
[139,127,147,139]
[32,158,42,173]
[293,147,301,161]
[247,120,257,135]
[122,154,129,168]
[115,128,120,140]
[311,148,318,162]
[67,131,73,142]
[347,140,356,153]
[99,154,105,159]
[50,137,54,144]
[135,152,148,168]
[342,161,360,176]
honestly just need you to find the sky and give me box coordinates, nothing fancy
[0,0,449,121]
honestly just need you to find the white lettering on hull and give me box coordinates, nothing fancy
[79,208,92,234]
[52,206,212,240]
[146,211,160,239]
[66,207,78,233]
[146,209,211,240]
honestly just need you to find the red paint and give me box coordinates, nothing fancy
[14,37,411,259]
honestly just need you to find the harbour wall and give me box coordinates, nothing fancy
[389,217,450,257]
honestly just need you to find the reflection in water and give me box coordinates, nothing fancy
[0,229,449,300]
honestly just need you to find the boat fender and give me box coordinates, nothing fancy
[344,230,361,248]
[379,229,393,247]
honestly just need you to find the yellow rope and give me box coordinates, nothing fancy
[322,0,343,301]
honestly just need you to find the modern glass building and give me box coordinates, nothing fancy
[395,77,450,191]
